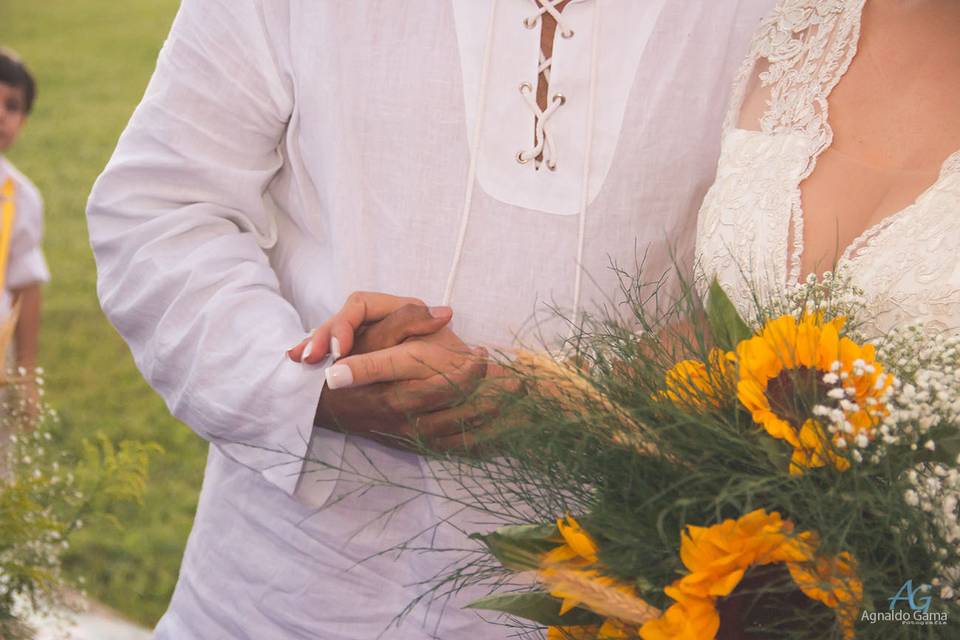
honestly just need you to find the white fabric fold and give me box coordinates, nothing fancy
[87,0,323,495]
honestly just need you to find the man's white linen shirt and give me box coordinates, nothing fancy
[87,1,775,638]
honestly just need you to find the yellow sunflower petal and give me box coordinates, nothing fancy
[545,544,587,566]
[557,595,582,616]
[657,509,861,640]
[817,321,841,370]
[558,516,599,563]
[640,595,718,640]
[707,567,746,597]
[795,315,820,368]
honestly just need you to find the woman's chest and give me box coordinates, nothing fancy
[844,179,960,334]
[699,131,960,332]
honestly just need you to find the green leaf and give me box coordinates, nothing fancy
[706,278,752,351]
[757,432,792,470]
[470,523,562,571]
[466,591,603,627]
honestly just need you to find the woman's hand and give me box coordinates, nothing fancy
[287,291,453,365]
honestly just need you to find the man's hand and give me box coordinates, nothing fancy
[289,293,504,451]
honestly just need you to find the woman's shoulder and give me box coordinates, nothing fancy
[747,0,863,56]
[725,0,864,132]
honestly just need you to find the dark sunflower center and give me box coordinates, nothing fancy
[764,367,832,430]
[716,564,834,639]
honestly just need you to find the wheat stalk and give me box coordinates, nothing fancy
[540,567,661,625]
[514,350,659,455]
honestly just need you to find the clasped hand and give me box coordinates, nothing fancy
[287,292,508,451]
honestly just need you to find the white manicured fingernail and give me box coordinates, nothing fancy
[326,364,354,389]
[302,341,314,361]
[330,336,341,361]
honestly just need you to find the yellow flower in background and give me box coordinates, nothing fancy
[640,509,861,640]
[663,349,736,409]
[735,313,891,473]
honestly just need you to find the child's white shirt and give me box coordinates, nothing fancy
[0,156,50,314]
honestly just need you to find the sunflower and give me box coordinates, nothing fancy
[736,313,890,473]
[542,517,659,638]
[639,509,862,640]
[663,349,736,410]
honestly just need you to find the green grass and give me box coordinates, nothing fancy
[4,0,205,627]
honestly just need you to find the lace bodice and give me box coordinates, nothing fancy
[696,0,960,336]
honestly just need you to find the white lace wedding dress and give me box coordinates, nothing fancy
[696,0,960,335]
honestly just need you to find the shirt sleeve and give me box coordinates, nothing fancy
[6,182,51,291]
[86,0,328,495]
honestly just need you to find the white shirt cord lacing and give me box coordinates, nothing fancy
[443,0,602,339]
[516,0,576,170]
[517,84,565,170]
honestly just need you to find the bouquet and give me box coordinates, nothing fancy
[425,273,960,639]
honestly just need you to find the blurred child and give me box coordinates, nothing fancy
[0,48,50,409]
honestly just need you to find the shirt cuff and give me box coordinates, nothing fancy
[6,248,51,290]
[216,354,332,496]
[292,358,348,508]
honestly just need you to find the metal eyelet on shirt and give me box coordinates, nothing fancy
[515,0,580,170]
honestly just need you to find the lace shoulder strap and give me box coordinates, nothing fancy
[722,0,865,162]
